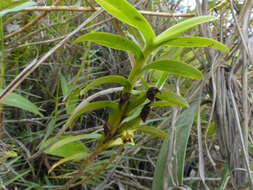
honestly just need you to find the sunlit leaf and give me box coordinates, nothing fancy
[80,75,131,95]
[143,59,203,80]
[134,126,168,138]
[154,16,216,47]
[41,135,99,158]
[0,89,43,116]
[94,0,155,45]
[75,32,143,59]
[155,90,189,108]
[0,0,36,17]
[162,37,229,53]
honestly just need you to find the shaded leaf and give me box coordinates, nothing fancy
[66,101,118,128]
[0,89,43,116]
[134,126,168,138]
[143,59,202,80]
[75,32,143,59]
[80,75,131,95]
[172,102,198,184]
[94,0,155,45]
[152,137,169,190]
[152,102,198,189]
[154,16,216,46]
[49,152,89,173]
[162,37,229,53]
[60,73,69,97]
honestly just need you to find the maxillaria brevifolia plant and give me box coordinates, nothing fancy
[44,0,228,188]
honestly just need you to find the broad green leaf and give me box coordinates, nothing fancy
[94,0,155,45]
[0,0,36,17]
[75,32,143,59]
[80,75,131,95]
[49,152,89,173]
[134,126,168,138]
[143,59,203,80]
[66,101,118,128]
[154,16,216,47]
[162,37,229,53]
[0,89,43,116]
[155,90,189,108]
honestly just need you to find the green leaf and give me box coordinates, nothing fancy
[66,101,118,128]
[80,75,131,95]
[152,102,198,189]
[49,152,89,173]
[0,0,36,17]
[162,37,229,53]
[155,90,189,108]
[66,88,80,114]
[0,89,43,116]
[134,126,168,138]
[94,0,155,45]
[41,135,95,158]
[60,73,69,97]
[143,59,203,80]
[172,102,198,184]
[154,16,216,47]
[152,137,169,190]
[75,32,143,59]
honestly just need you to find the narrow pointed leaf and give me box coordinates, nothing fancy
[49,152,89,173]
[152,102,198,189]
[0,89,43,116]
[134,126,168,138]
[66,101,118,128]
[154,16,216,46]
[162,37,229,53]
[80,75,131,95]
[94,0,155,45]
[172,102,198,184]
[152,137,169,190]
[75,32,143,59]
[42,134,99,154]
[155,90,189,108]
[143,59,202,80]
